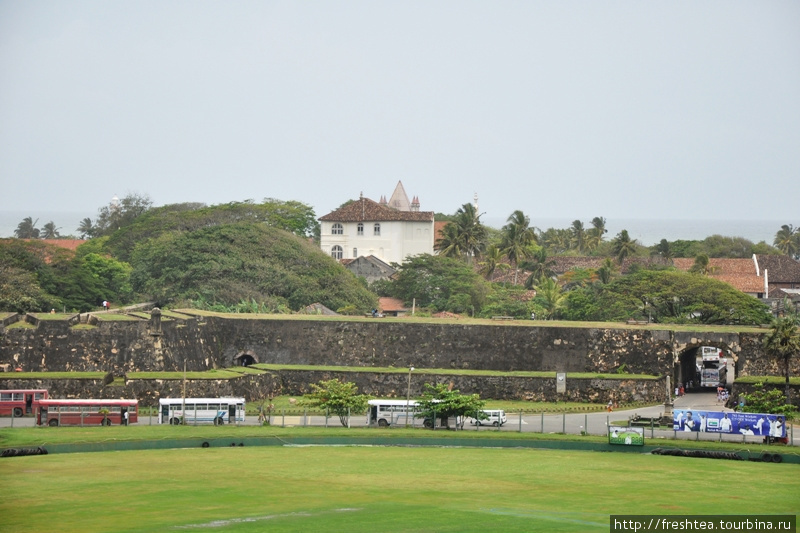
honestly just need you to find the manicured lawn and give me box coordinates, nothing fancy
[1,444,797,533]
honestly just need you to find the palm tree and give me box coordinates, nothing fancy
[453,203,487,264]
[534,276,565,319]
[500,210,537,285]
[762,304,800,405]
[596,257,618,284]
[773,224,799,258]
[435,203,487,264]
[14,217,40,239]
[436,222,464,259]
[689,254,715,275]
[570,220,586,253]
[479,244,508,281]
[522,248,556,289]
[540,228,571,255]
[611,229,636,265]
[77,218,95,239]
[586,216,607,252]
[41,221,60,239]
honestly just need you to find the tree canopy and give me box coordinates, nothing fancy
[130,222,376,312]
[562,269,772,325]
[302,379,371,427]
[415,383,485,430]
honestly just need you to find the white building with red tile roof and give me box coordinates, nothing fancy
[318,182,434,264]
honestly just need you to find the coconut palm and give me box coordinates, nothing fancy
[534,276,565,319]
[435,222,464,259]
[452,202,487,264]
[522,248,556,289]
[762,304,800,405]
[773,224,799,259]
[570,220,586,253]
[689,254,715,275]
[435,203,488,264]
[77,218,95,239]
[14,217,40,239]
[479,244,508,281]
[612,229,637,265]
[540,228,571,255]
[41,221,60,239]
[500,210,537,285]
[587,216,608,251]
[596,257,618,284]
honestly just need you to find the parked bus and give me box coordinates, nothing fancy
[367,399,420,427]
[698,346,727,388]
[37,399,138,426]
[158,397,245,426]
[0,389,48,417]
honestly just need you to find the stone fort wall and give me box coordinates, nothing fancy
[1,312,796,404]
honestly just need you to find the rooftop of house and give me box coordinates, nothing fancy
[755,254,800,282]
[672,257,764,293]
[319,196,433,223]
[378,297,408,312]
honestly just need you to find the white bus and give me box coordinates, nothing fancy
[698,347,727,388]
[158,397,246,426]
[367,399,420,427]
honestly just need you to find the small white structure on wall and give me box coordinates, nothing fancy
[319,182,434,265]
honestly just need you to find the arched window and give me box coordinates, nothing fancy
[357,223,364,235]
[332,223,343,235]
[373,223,381,236]
[331,246,343,260]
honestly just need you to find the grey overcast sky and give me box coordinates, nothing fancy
[1,1,798,225]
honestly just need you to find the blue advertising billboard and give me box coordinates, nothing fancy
[673,409,786,438]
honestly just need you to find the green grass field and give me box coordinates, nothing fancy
[1,444,798,533]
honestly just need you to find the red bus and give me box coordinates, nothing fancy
[0,389,49,417]
[37,399,138,427]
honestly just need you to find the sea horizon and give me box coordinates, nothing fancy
[0,210,792,248]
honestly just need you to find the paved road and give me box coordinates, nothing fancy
[2,392,794,447]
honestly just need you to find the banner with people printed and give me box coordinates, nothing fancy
[673,409,785,438]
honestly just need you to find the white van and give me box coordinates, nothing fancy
[468,409,507,427]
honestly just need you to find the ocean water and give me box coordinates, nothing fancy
[0,211,791,247]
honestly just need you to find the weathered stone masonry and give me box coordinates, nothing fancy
[1,312,797,404]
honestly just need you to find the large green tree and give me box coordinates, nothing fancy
[390,254,488,314]
[415,383,485,430]
[302,379,371,427]
[93,193,153,237]
[562,269,772,325]
[130,222,376,312]
[105,199,319,261]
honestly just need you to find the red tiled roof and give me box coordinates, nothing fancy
[319,197,433,223]
[40,239,85,252]
[672,257,764,293]
[755,255,800,283]
[378,297,407,312]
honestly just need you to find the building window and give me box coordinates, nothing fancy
[357,223,364,236]
[373,223,381,236]
[331,246,343,260]
[332,223,343,235]
[353,248,358,258]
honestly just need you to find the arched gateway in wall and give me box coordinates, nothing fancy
[671,333,741,394]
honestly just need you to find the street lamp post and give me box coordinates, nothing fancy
[405,366,415,427]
